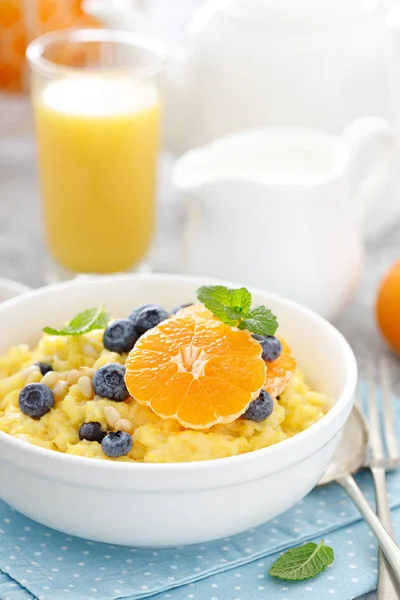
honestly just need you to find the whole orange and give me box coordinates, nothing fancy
[376,260,400,354]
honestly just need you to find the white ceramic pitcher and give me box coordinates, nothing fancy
[173,118,399,319]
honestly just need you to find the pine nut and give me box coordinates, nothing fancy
[67,370,80,386]
[27,371,42,384]
[82,344,99,358]
[41,371,58,388]
[114,419,133,433]
[78,376,93,399]
[21,366,39,381]
[79,367,95,379]
[103,406,121,428]
[53,381,68,398]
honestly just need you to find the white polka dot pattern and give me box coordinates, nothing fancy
[0,470,397,600]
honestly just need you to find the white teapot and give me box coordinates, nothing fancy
[85,0,398,155]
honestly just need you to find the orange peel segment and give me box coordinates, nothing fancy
[125,314,266,429]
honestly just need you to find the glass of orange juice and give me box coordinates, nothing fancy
[26,28,165,279]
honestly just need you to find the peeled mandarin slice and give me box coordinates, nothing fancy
[175,303,216,320]
[265,339,297,397]
[125,315,266,429]
[176,303,296,398]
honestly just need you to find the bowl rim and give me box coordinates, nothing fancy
[0,273,357,472]
[0,277,31,298]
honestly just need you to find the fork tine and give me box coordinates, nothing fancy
[380,357,400,461]
[367,362,384,460]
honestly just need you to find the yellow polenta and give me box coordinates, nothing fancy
[0,329,330,463]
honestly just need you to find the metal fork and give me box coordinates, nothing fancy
[362,359,400,598]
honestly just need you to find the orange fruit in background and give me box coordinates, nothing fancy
[376,260,400,354]
[125,314,266,429]
[177,303,296,398]
[0,0,98,92]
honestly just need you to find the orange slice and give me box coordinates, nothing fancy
[264,339,296,397]
[125,315,266,429]
[175,303,216,320]
[176,303,296,398]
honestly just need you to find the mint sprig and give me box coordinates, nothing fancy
[196,285,278,336]
[43,305,109,336]
[269,539,335,581]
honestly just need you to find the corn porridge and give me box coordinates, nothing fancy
[0,292,331,462]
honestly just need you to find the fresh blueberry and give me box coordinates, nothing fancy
[242,389,274,422]
[130,304,170,335]
[252,335,282,362]
[171,303,193,314]
[36,362,53,376]
[79,421,106,443]
[128,304,151,323]
[101,430,133,458]
[92,364,129,402]
[103,319,139,354]
[18,383,54,420]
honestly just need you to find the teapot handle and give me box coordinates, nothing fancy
[341,117,399,228]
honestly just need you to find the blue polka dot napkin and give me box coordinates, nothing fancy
[1,390,400,600]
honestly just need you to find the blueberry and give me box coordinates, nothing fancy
[92,364,129,402]
[252,335,282,362]
[18,383,54,420]
[101,430,133,458]
[129,304,170,335]
[128,304,151,322]
[103,319,139,354]
[171,303,193,314]
[242,389,274,422]
[79,421,106,443]
[36,362,53,376]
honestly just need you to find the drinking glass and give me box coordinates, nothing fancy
[27,28,165,280]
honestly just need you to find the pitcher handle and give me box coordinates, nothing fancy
[341,117,399,225]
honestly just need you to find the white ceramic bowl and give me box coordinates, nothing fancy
[0,277,31,302]
[0,274,357,547]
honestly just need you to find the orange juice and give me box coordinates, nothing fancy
[33,76,161,273]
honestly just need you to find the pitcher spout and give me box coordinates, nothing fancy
[173,147,222,193]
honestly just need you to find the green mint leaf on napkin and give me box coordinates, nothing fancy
[239,306,278,336]
[196,285,278,335]
[43,305,109,336]
[268,539,335,581]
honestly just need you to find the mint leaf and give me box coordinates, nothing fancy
[239,306,278,336]
[43,305,109,336]
[230,288,252,313]
[196,285,279,336]
[269,540,334,581]
[197,286,233,307]
[196,286,239,325]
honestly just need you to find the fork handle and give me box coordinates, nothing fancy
[337,473,400,588]
[370,466,400,599]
